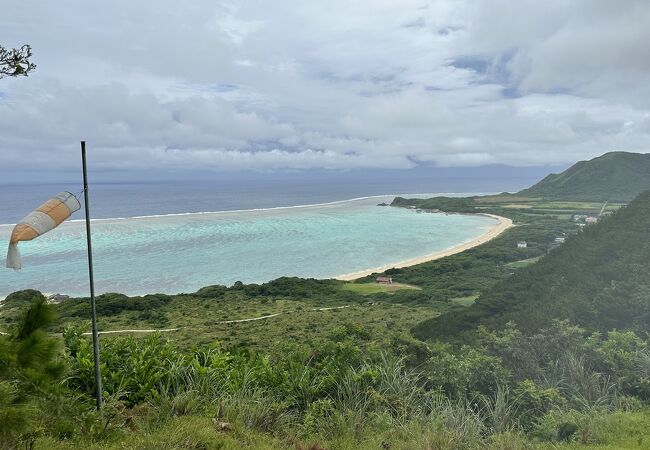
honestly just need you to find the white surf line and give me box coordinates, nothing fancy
[0,192,492,228]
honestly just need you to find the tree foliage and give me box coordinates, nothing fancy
[0,44,36,78]
[0,295,67,446]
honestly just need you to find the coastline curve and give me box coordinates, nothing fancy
[335,213,513,281]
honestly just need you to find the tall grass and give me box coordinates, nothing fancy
[54,321,650,448]
[548,353,619,411]
[478,385,520,434]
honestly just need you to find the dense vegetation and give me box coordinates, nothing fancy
[413,191,650,341]
[2,293,649,449]
[518,151,650,201]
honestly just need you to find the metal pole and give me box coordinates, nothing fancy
[81,141,103,410]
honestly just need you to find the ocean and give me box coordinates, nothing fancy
[0,169,547,297]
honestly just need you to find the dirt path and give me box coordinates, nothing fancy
[214,313,281,324]
[313,305,351,311]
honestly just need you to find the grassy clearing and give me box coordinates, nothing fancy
[474,195,540,204]
[530,201,606,210]
[340,282,421,295]
[170,303,430,350]
[450,295,478,306]
[535,410,650,449]
[502,203,534,209]
[529,201,625,211]
[66,295,435,351]
[35,409,650,450]
[35,415,287,449]
[506,256,542,269]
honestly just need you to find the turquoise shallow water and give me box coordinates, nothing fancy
[0,196,495,297]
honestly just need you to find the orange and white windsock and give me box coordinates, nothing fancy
[6,191,81,270]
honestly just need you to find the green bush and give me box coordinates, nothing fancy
[426,344,508,399]
[512,380,563,431]
[595,330,650,399]
[2,289,45,308]
[195,285,227,298]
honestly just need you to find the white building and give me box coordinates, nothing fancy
[517,241,528,248]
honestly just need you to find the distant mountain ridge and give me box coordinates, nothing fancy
[518,151,650,202]
[412,190,650,341]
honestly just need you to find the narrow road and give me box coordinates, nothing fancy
[214,313,280,324]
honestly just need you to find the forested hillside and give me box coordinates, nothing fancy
[518,152,650,201]
[414,190,650,341]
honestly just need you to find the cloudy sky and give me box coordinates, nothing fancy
[1,0,649,176]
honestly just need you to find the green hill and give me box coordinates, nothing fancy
[413,190,650,341]
[518,151,650,201]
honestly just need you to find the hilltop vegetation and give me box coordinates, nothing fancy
[2,291,650,449]
[518,151,650,202]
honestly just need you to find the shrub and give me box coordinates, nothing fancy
[596,330,649,399]
[534,409,602,443]
[195,285,227,298]
[68,334,180,406]
[512,380,563,431]
[3,289,45,308]
[426,344,508,399]
[303,398,338,435]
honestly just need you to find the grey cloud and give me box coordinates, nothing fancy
[0,0,649,173]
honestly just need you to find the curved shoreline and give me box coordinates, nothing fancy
[335,213,513,281]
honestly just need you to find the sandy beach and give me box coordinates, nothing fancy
[335,213,514,281]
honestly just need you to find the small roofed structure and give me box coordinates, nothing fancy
[585,216,598,224]
[376,276,393,284]
[554,236,566,243]
[517,241,528,248]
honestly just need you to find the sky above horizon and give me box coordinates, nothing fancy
[1,0,649,176]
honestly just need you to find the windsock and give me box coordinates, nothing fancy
[6,191,81,270]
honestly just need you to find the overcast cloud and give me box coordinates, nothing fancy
[1,0,649,173]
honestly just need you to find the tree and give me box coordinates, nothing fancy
[0,44,36,78]
[0,294,66,445]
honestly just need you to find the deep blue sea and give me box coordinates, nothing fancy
[0,167,552,297]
